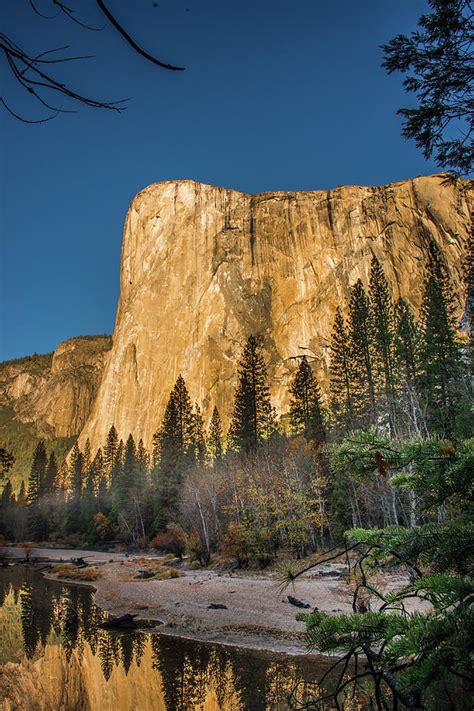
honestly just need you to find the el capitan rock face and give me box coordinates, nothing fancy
[77,175,471,453]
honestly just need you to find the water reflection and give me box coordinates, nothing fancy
[0,567,335,710]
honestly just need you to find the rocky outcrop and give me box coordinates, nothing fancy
[0,336,112,438]
[75,174,470,453]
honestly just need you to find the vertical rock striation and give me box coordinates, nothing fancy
[77,175,471,452]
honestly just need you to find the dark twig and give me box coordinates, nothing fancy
[95,0,185,71]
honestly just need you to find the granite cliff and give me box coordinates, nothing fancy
[0,336,112,486]
[74,174,470,453]
[0,335,112,439]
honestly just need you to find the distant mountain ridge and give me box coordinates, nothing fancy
[0,336,111,486]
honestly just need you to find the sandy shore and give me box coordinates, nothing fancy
[4,548,425,654]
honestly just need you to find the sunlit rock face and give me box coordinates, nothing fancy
[0,336,112,438]
[77,175,470,452]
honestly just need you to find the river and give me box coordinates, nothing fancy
[0,566,342,710]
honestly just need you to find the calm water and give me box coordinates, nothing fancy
[0,567,342,710]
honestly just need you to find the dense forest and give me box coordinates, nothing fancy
[1,237,473,708]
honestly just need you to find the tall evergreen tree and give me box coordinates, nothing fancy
[348,279,377,426]
[65,444,84,535]
[190,404,206,463]
[394,298,426,436]
[18,480,27,505]
[329,307,355,432]
[420,241,462,437]
[228,336,275,453]
[82,438,92,480]
[104,425,118,480]
[44,452,58,495]
[87,448,104,495]
[27,441,47,540]
[462,231,474,387]
[136,439,150,472]
[113,434,146,542]
[153,374,194,528]
[369,256,397,433]
[111,440,124,489]
[155,375,194,468]
[289,356,325,446]
[208,406,223,460]
[0,480,14,539]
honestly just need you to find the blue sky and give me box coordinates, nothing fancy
[0,0,437,361]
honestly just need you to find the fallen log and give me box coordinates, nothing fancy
[100,614,163,630]
[287,595,311,609]
[100,614,139,629]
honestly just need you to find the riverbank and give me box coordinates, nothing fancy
[2,546,428,655]
[2,547,428,654]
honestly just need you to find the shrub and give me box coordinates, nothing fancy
[52,564,101,581]
[220,522,249,567]
[186,530,210,567]
[150,523,187,558]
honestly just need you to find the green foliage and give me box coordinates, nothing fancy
[0,446,14,479]
[0,406,75,492]
[288,355,325,445]
[369,256,397,433]
[300,432,473,709]
[382,0,473,174]
[228,335,276,453]
[329,306,355,431]
[419,241,464,437]
[207,406,223,460]
[348,279,378,426]
[0,351,52,373]
[153,374,194,529]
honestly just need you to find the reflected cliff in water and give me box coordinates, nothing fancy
[0,567,337,710]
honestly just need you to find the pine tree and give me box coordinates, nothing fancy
[289,356,325,446]
[190,404,206,463]
[69,443,83,495]
[136,439,150,472]
[65,444,83,535]
[113,434,146,542]
[0,480,14,539]
[104,425,118,480]
[348,279,377,426]
[329,307,355,432]
[27,441,47,540]
[155,375,194,469]
[420,242,462,437]
[369,256,397,433]
[18,480,27,505]
[111,440,124,489]
[208,406,223,460]
[462,231,474,395]
[87,448,104,495]
[394,298,426,436]
[44,452,58,495]
[82,438,92,483]
[153,374,194,528]
[228,335,275,453]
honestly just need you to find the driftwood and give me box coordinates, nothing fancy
[100,614,163,630]
[71,557,88,568]
[101,614,139,629]
[133,569,155,579]
[287,595,311,609]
